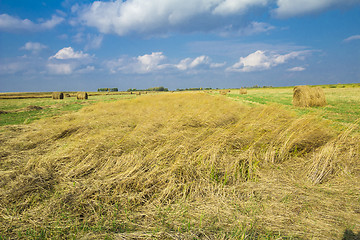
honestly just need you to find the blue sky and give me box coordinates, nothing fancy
[0,0,359,92]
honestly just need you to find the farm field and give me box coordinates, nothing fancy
[226,86,360,128]
[0,92,137,126]
[0,87,360,239]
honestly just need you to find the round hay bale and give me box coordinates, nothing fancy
[293,85,326,107]
[136,92,141,95]
[65,93,71,97]
[220,90,227,95]
[52,92,64,99]
[77,92,88,100]
[239,88,247,95]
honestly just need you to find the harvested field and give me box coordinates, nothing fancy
[0,93,359,239]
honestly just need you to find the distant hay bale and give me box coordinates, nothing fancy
[52,92,64,99]
[239,88,247,95]
[136,92,141,95]
[220,90,227,95]
[293,85,326,107]
[77,92,88,100]
[65,93,71,97]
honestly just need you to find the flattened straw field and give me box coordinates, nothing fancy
[0,92,359,239]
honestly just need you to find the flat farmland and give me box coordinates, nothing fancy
[226,86,360,127]
[0,92,137,126]
[0,87,359,239]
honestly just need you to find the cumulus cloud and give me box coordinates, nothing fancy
[75,0,360,36]
[106,52,224,74]
[21,42,48,53]
[176,56,210,70]
[273,0,360,18]
[343,34,360,42]
[137,52,167,73]
[50,47,90,60]
[227,50,309,72]
[288,66,306,72]
[0,14,64,32]
[76,0,274,36]
[106,52,167,74]
[48,47,93,74]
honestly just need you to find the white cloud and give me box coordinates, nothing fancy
[137,52,167,73]
[50,47,90,60]
[176,56,210,70]
[47,47,93,74]
[21,42,47,53]
[76,0,360,36]
[222,21,275,36]
[227,50,309,72]
[0,14,64,32]
[273,0,360,18]
[107,52,167,74]
[288,66,306,72]
[76,0,275,36]
[242,22,275,35]
[343,35,360,42]
[47,63,73,75]
[210,62,227,68]
[106,52,224,74]
[213,0,269,15]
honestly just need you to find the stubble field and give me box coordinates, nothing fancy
[0,86,359,239]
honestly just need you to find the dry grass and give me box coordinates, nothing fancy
[293,85,327,107]
[0,93,359,239]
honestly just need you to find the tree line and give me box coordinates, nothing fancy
[97,88,119,92]
[127,86,169,92]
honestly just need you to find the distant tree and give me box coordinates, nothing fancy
[99,88,118,92]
